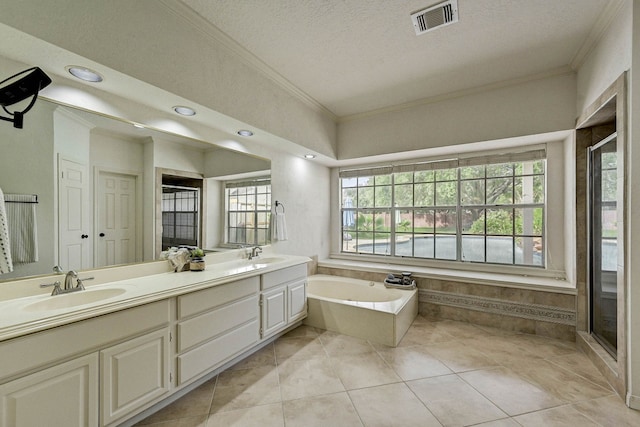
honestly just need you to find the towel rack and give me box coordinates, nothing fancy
[4,194,38,204]
[275,201,285,213]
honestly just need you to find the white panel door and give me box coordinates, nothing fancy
[58,157,91,271]
[97,172,137,267]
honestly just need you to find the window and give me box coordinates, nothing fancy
[162,185,200,248]
[225,178,271,246]
[340,149,545,267]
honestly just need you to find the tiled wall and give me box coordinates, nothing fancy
[316,266,576,342]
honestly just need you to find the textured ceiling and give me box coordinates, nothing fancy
[180,0,611,117]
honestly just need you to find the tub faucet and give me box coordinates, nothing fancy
[249,246,262,260]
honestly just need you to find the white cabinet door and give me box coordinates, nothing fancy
[0,353,99,427]
[261,286,287,338]
[100,329,170,426]
[288,279,307,323]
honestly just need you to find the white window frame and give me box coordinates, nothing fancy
[224,177,271,246]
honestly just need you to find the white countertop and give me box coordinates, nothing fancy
[0,254,310,342]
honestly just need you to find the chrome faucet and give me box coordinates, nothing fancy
[40,270,94,296]
[249,246,262,260]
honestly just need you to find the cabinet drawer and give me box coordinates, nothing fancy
[178,276,259,319]
[177,295,258,352]
[177,319,259,385]
[261,264,307,290]
[0,300,171,382]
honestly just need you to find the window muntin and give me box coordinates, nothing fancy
[341,152,545,267]
[226,178,271,246]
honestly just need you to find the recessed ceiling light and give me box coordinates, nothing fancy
[304,154,316,159]
[237,130,253,137]
[66,66,103,83]
[173,106,196,116]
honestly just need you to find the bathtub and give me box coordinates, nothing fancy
[304,274,418,347]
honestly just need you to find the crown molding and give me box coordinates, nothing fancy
[570,0,626,70]
[158,0,337,122]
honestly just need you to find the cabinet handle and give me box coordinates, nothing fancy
[99,233,105,237]
[81,234,88,239]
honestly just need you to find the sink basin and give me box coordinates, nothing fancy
[250,257,286,268]
[25,287,128,312]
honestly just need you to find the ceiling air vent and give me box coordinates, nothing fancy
[411,0,458,35]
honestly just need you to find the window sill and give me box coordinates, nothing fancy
[320,256,576,295]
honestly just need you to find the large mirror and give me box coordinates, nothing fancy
[0,99,271,282]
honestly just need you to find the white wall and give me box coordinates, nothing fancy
[338,73,577,159]
[576,1,632,114]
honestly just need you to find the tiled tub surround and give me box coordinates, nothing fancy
[317,265,577,342]
[304,275,418,346]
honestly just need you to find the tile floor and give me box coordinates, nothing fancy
[135,316,640,426]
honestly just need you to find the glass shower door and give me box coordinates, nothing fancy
[589,133,618,358]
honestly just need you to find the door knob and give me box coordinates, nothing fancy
[81,234,88,239]
[99,233,105,237]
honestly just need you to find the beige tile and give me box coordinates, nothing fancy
[375,345,453,381]
[397,321,457,347]
[136,415,209,427]
[210,366,281,413]
[206,403,284,427]
[460,367,564,416]
[281,324,320,339]
[278,356,345,400]
[508,333,576,358]
[424,340,499,373]
[229,344,276,370]
[573,395,640,427]
[407,374,507,426]
[349,383,441,427]
[429,319,495,339]
[548,352,613,391]
[329,352,402,390]
[137,378,215,424]
[514,405,601,426]
[282,392,363,427]
[471,419,520,427]
[318,331,375,357]
[274,336,325,362]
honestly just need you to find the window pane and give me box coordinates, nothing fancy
[395,172,413,184]
[487,237,514,264]
[342,177,358,188]
[486,209,513,235]
[415,183,434,206]
[357,176,372,186]
[461,180,484,205]
[414,234,434,259]
[375,175,391,185]
[462,236,485,262]
[356,211,373,231]
[374,211,389,231]
[396,209,413,232]
[601,169,617,202]
[462,208,484,234]
[487,163,514,177]
[395,234,413,257]
[395,184,413,206]
[358,187,374,208]
[435,209,456,234]
[435,168,457,181]
[375,185,392,207]
[413,209,434,234]
[486,178,513,204]
[460,165,484,179]
[514,175,542,204]
[415,170,434,182]
[515,207,543,236]
[373,233,391,255]
[435,181,457,206]
[435,235,456,260]
[515,236,542,266]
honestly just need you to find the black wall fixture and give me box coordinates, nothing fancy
[0,67,52,129]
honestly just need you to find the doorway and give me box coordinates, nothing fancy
[588,133,618,357]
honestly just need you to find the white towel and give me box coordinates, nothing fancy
[273,212,288,241]
[4,193,38,263]
[0,188,13,274]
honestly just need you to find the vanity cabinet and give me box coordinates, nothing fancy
[176,276,260,385]
[260,264,307,338]
[100,329,170,426]
[0,353,99,427]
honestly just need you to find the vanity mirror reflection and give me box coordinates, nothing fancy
[0,99,271,282]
